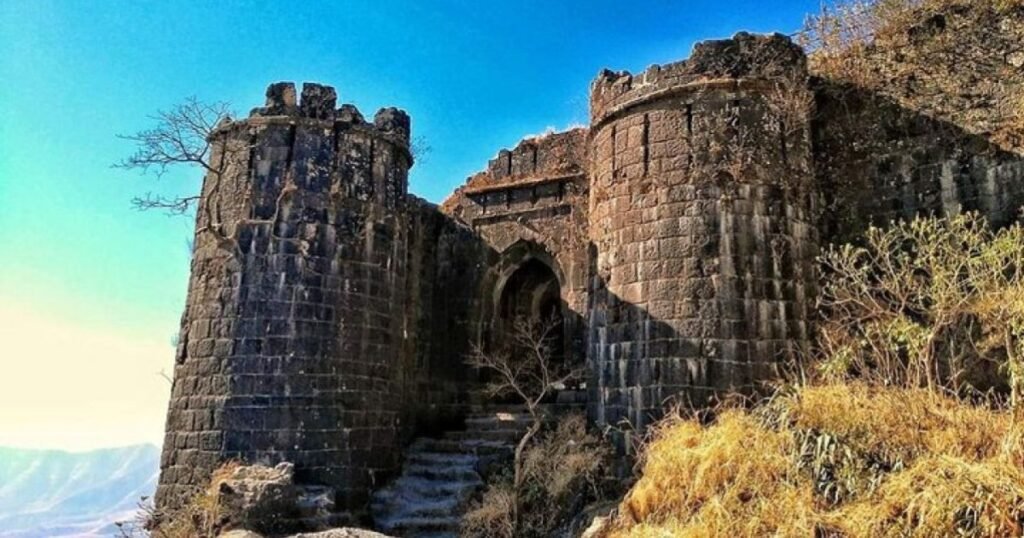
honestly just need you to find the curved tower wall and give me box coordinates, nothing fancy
[587,34,819,447]
[156,82,412,511]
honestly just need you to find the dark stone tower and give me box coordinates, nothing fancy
[155,82,413,512]
[586,34,820,449]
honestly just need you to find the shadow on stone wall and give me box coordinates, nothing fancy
[814,79,1024,243]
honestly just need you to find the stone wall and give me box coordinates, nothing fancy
[401,197,489,431]
[442,129,590,362]
[157,83,415,513]
[813,3,1024,240]
[587,33,819,450]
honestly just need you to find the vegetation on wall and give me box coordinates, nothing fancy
[119,463,236,538]
[800,0,1024,149]
[800,0,1023,83]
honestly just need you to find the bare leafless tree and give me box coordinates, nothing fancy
[116,97,233,215]
[410,135,432,164]
[117,97,303,256]
[466,316,583,529]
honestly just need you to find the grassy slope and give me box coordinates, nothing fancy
[609,383,1023,537]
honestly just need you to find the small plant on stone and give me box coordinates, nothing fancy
[464,316,591,534]
[461,413,613,538]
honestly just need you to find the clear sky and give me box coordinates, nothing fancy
[0,0,820,450]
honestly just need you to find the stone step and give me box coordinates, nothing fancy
[467,403,530,415]
[377,515,460,535]
[466,403,585,419]
[372,404,530,537]
[410,437,511,455]
[372,493,462,518]
[406,451,478,467]
[374,476,482,501]
[464,414,534,431]
[405,463,481,482]
[444,429,524,443]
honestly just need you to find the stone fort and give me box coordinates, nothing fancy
[155,26,1024,531]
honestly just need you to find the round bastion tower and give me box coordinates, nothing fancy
[155,82,413,516]
[587,33,820,449]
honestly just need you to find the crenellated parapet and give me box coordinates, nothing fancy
[590,32,806,127]
[438,128,585,212]
[208,82,412,212]
[441,130,590,280]
[479,128,587,185]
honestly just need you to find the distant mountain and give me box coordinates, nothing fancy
[0,444,159,538]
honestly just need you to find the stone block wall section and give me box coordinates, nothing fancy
[401,196,491,431]
[812,4,1024,240]
[156,82,416,514]
[441,129,590,360]
[816,86,1024,242]
[587,33,819,450]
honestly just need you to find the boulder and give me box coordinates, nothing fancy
[218,531,265,538]
[219,529,393,538]
[215,463,304,535]
[290,529,394,538]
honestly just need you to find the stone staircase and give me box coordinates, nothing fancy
[369,404,533,538]
[370,391,587,537]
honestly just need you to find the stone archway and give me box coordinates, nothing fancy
[495,257,565,362]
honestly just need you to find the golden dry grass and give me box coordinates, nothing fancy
[149,461,240,538]
[618,411,819,537]
[777,384,1013,464]
[608,383,1024,538]
[831,456,1024,537]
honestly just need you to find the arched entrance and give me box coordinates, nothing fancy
[495,257,565,363]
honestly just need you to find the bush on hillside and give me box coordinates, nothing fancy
[816,213,1024,405]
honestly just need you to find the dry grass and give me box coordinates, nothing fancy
[608,384,1024,538]
[800,0,1024,90]
[521,413,608,502]
[776,384,1012,465]
[461,413,613,538]
[461,483,516,538]
[147,461,240,538]
[831,456,1024,537]
[618,411,819,537]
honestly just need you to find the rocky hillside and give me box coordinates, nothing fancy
[0,444,158,537]
[806,0,1024,151]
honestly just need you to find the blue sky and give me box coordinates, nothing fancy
[0,0,820,449]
